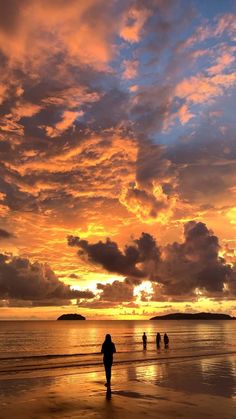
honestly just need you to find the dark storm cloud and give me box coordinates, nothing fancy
[155,221,236,300]
[0,254,94,304]
[68,235,143,277]
[68,231,160,277]
[69,221,236,301]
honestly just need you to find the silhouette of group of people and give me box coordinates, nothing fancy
[101,332,170,391]
[143,332,169,349]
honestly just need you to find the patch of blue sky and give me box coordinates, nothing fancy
[152,121,195,147]
[155,87,236,148]
[208,90,236,124]
[153,93,232,147]
[193,0,236,19]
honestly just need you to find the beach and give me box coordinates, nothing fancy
[0,353,235,419]
[0,320,235,418]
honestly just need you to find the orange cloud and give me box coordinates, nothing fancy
[179,13,236,51]
[129,85,138,92]
[164,103,194,129]
[122,59,139,80]
[0,0,120,71]
[214,13,236,37]
[11,102,42,119]
[120,7,150,43]
[120,181,177,225]
[207,50,235,75]
[175,72,236,106]
[177,103,194,124]
[42,86,100,109]
[0,101,41,136]
[44,110,84,138]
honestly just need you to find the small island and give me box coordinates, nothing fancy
[57,313,86,320]
[150,312,235,320]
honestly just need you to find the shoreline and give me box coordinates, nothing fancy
[1,348,236,379]
[0,354,235,418]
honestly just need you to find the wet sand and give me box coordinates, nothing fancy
[0,355,235,419]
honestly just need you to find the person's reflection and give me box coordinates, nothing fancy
[106,387,112,400]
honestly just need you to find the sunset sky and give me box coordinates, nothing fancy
[0,0,236,319]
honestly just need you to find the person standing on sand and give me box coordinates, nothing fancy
[101,334,116,389]
[156,332,161,348]
[142,332,147,350]
[164,333,169,348]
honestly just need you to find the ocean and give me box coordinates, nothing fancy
[0,320,235,380]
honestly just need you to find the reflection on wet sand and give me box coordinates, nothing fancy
[133,355,236,398]
[0,355,235,419]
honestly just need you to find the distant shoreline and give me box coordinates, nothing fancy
[0,312,235,321]
[150,312,235,320]
[57,313,85,320]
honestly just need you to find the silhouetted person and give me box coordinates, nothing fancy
[164,333,169,348]
[156,332,161,348]
[101,334,116,389]
[142,332,147,350]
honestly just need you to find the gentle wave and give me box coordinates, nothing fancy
[1,341,235,362]
[0,349,235,376]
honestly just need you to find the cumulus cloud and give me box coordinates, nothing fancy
[68,236,143,277]
[175,72,236,107]
[0,253,94,306]
[120,4,151,43]
[97,279,136,302]
[68,231,160,278]
[0,0,120,71]
[76,277,142,308]
[120,182,176,224]
[69,221,236,302]
[155,221,234,299]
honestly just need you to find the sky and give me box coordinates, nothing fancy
[0,0,236,320]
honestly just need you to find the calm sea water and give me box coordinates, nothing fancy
[0,320,236,376]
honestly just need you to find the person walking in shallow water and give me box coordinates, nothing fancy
[101,334,116,389]
[156,332,161,348]
[164,333,169,348]
[142,332,147,350]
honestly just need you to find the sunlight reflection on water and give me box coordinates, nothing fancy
[131,355,236,398]
[0,320,235,398]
